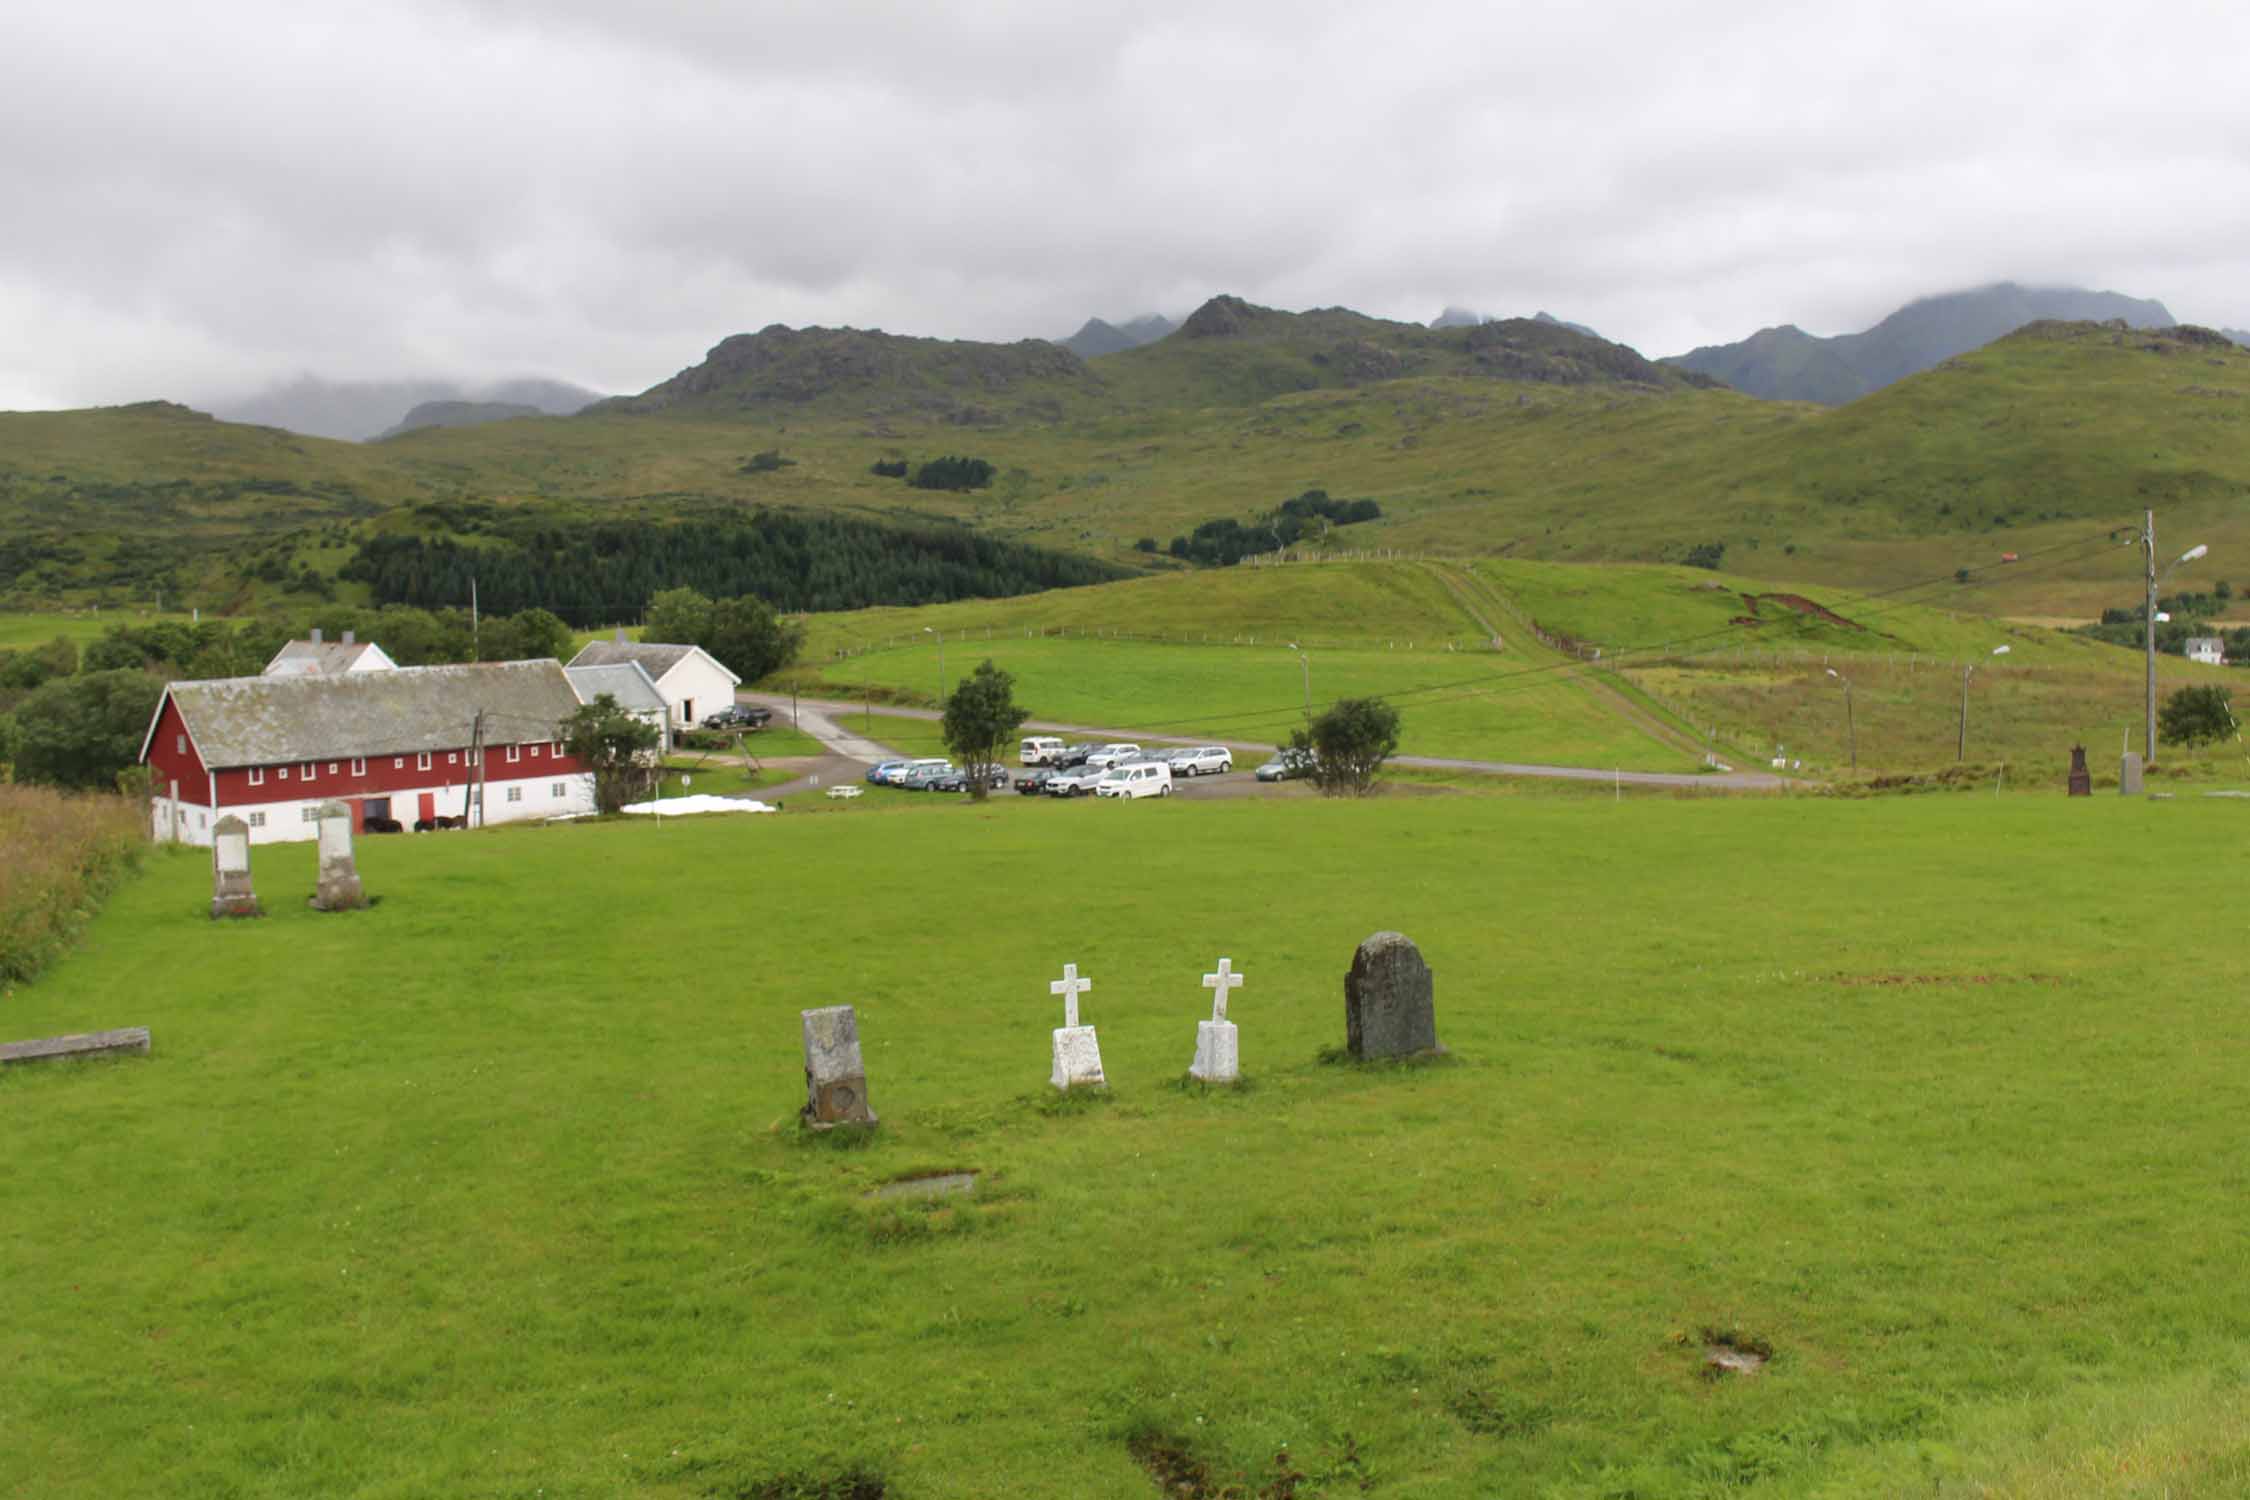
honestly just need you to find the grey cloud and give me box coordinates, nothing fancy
[4,0,2247,411]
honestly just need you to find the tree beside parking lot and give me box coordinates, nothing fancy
[942,660,1030,803]
[2159,684,2236,749]
[1288,696,1402,797]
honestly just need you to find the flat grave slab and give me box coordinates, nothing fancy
[1,1028,152,1066]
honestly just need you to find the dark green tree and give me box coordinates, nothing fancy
[643,587,802,683]
[1286,696,1402,797]
[941,660,1030,803]
[11,669,165,789]
[0,635,78,695]
[557,693,661,815]
[2159,684,2236,748]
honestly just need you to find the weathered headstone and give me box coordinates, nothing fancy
[1048,962,1106,1090]
[2119,751,2145,796]
[800,1005,877,1128]
[209,815,262,919]
[1345,931,1441,1060]
[309,801,367,911]
[1189,956,1243,1084]
[1,1027,151,1066]
[2068,745,2092,797]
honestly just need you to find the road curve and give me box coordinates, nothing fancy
[744,693,1790,792]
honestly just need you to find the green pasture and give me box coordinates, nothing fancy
[7,795,2250,1496]
[0,609,196,651]
[794,633,1696,772]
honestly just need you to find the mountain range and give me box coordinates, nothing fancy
[1663,282,2176,404]
[1430,307,1601,339]
[1054,314,1176,358]
[202,374,605,443]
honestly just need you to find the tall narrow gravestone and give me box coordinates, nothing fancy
[1048,963,1106,1090]
[1345,932,1441,1060]
[2120,751,2145,796]
[209,815,262,919]
[309,801,367,911]
[2068,745,2092,796]
[1189,956,1244,1084]
[800,1005,877,1128]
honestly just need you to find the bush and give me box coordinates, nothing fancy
[1684,542,1726,571]
[1134,537,1158,554]
[2159,684,2236,748]
[1288,697,1402,797]
[11,669,165,790]
[0,783,144,988]
[910,456,996,492]
[740,449,794,474]
[869,459,909,479]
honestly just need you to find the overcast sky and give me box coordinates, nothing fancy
[4,0,2247,410]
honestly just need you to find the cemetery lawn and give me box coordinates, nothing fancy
[6,794,2250,1497]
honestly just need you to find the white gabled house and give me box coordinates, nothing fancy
[2186,636,2227,666]
[263,627,397,676]
[566,634,741,730]
[564,659,671,753]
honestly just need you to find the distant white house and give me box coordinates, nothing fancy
[567,634,741,730]
[564,659,671,752]
[2186,636,2227,666]
[264,628,396,677]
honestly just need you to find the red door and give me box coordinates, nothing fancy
[418,792,436,822]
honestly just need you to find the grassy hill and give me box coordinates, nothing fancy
[8,795,2250,1495]
[6,320,2248,622]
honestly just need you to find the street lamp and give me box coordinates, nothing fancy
[1825,668,1856,773]
[2142,509,2209,763]
[1286,642,1311,721]
[923,626,945,705]
[1958,645,2009,762]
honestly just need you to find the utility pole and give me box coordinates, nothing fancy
[2143,509,2158,765]
[471,576,481,662]
[470,709,487,827]
[1958,664,1972,763]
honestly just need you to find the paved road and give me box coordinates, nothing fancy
[745,693,1790,792]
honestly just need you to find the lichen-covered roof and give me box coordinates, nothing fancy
[564,662,667,715]
[264,639,388,675]
[567,640,739,685]
[162,660,581,769]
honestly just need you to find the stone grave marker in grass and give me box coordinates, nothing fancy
[1345,931,1443,1060]
[1047,962,1105,1090]
[209,815,261,919]
[1,1027,151,1067]
[1188,956,1243,1084]
[309,801,367,911]
[800,1005,877,1129]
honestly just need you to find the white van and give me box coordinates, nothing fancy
[1020,736,1065,766]
[1095,761,1172,800]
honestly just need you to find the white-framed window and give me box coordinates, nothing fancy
[328,762,339,775]
[506,745,521,763]
[350,758,365,775]
[529,744,542,757]
[550,741,562,755]
[174,734,185,755]
[248,811,266,828]
[248,767,265,786]
[300,806,319,822]
[551,782,566,797]
[394,757,404,769]
[278,766,289,780]
[447,752,458,765]
[416,752,432,771]
[302,763,316,780]
[505,786,523,803]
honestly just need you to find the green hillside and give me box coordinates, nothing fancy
[6,318,2247,622]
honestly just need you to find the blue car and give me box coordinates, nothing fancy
[866,760,909,785]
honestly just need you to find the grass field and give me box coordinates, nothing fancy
[0,609,197,651]
[7,794,2250,1495]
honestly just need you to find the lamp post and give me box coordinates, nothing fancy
[1824,668,1856,773]
[1286,642,1311,721]
[923,626,945,706]
[1958,645,2010,762]
[2142,510,2209,764]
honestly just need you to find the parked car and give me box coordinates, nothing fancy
[1254,748,1316,782]
[931,766,1007,792]
[1044,764,1109,797]
[1174,745,1234,776]
[902,763,957,789]
[704,704,773,729]
[866,760,910,785]
[1015,767,1058,795]
[1095,761,1173,799]
[884,758,950,786]
[1020,736,1066,765]
[1050,743,1100,769]
[1084,743,1142,771]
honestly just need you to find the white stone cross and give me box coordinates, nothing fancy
[1050,963,1092,1029]
[1202,957,1244,1022]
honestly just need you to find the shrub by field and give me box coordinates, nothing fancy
[6,795,2250,1495]
[0,783,143,988]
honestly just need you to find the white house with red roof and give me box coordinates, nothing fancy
[140,659,596,845]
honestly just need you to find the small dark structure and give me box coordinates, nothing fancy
[2068,745,2092,796]
[801,1005,878,1129]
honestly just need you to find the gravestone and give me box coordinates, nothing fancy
[2068,745,2092,797]
[1345,931,1441,1059]
[2119,751,2145,796]
[309,801,367,910]
[1,1027,151,1066]
[1048,962,1106,1090]
[209,815,262,919]
[1189,956,1243,1084]
[800,1005,877,1128]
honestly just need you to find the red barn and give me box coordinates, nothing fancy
[140,659,595,845]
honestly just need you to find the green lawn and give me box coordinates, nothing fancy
[7,795,2250,1495]
[0,609,197,651]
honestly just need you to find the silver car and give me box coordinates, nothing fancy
[1174,745,1234,776]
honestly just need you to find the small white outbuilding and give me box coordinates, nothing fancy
[567,634,742,730]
